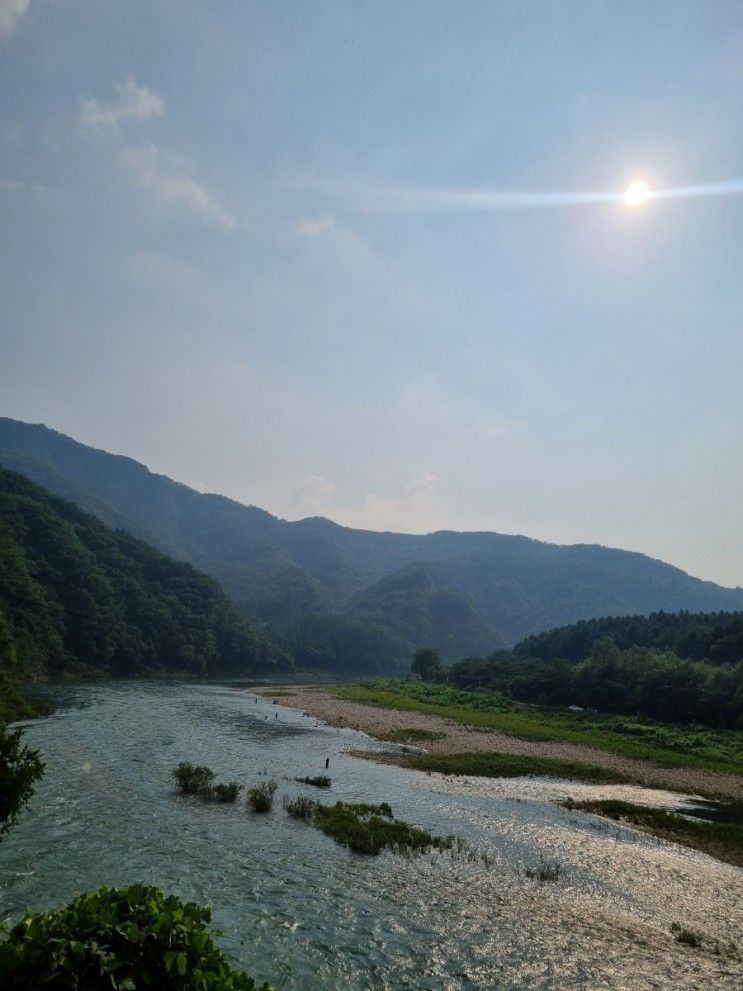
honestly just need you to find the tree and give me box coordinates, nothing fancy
[0,723,43,839]
[411,647,442,681]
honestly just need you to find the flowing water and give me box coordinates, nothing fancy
[1,681,741,990]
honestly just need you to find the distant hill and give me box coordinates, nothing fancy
[515,610,743,665]
[0,466,288,680]
[2,417,742,656]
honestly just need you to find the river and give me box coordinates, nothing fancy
[1,681,740,990]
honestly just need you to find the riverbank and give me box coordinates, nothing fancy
[255,686,743,800]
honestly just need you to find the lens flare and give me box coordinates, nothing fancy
[624,181,652,207]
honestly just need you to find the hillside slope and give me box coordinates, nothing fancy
[0,466,287,680]
[2,417,742,646]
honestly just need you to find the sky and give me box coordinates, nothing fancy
[1,1,742,587]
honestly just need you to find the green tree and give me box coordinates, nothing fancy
[0,724,43,839]
[411,647,442,681]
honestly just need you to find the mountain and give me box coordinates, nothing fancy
[0,466,288,680]
[2,417,743,654]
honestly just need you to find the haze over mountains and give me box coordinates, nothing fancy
[2,416,742,663]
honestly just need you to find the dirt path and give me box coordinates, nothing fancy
[256,686,743,800]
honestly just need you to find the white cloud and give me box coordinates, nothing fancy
[123,143,235,232]
[78,79,234,232]
[78,78,165,133]
[295,215,335,236]
[0,0,30,36]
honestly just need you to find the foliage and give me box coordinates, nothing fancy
[563,799,743,867]
[333,679,743,774]
[173,763,215,796]
[294,775,331,788]
[447,638,743,729]
[212,782,242,803]
[405,750,629,783]
[515,609,743,665]
[284,798,452,856]
[0,467,289,682]
[0,883,272,989]
[410,647,443,681]
[246,781,277,813]
[0,723,44,839]
[380,728,446,743]
[345,564,500,661]
[282,613,408,676]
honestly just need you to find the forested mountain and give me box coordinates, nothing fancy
[2,418,743,653]
[515,610,743,664]
[0,467,288,681]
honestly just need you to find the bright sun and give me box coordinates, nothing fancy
[624,180,652,207]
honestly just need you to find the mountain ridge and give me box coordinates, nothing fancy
[2,416,741,654]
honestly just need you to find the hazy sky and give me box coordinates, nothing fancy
[2,1,742,586]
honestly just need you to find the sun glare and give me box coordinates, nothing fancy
[624,180,652,207]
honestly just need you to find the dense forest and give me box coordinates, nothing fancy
[435,608,743,728]
[2,417,742,655]
[515,610,743,664]
[0,467,289,689]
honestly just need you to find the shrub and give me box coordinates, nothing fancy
[172,762,215,795]
[247,781,277,813]
[0,725,44,839]
[671,922,702,947]
[285,798,452,857]
[284,796,316,820]
[294,775,331,789]
[0,883,272,989]
[213,782,242,803]
[525,858,561,884]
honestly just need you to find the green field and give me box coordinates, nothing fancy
[332,679,743,776]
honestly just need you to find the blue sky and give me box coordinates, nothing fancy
[1,1,742,586]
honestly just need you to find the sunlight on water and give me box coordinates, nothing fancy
[1,682,740,990]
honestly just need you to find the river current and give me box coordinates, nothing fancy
[1,681,741,990]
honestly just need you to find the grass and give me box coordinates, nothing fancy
[380,727,447,744]
[284,798,453,856]
[213,782,242,803]
[247,780,277,813]
[332,679,743,775]
[525,858,562,883]
[401,751,630,784]
[295,774,331,788]
[562,799,743,867]
[172,762,215,795]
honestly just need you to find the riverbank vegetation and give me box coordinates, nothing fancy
[563,798,743,867]
[295,774,331,788]
[284,797,453,856]
[0,723,43,839]
[247,781,277,812]
[401,751,630,784]
[333,679,743,775]
[0,884,272,989]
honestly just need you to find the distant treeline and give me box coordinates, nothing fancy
[0,467,289,692]
[433,609,743,728]
[514,610,743,665]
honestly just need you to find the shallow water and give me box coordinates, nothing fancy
[1,681,741,990]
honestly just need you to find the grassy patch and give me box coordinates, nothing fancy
[380,727,447,744]
[247,780,277,813]
[563,799,743,867]
[172,762,215,795]
[403,750,630,784]
[333,680,743,775]
[295,775,331,788]
[284,798,453,856]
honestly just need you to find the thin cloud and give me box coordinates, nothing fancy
[295,215,335,236]
[78,78,165,133]
[78,79,234,232]
[0,0,30,36]
[124,143,235,232]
